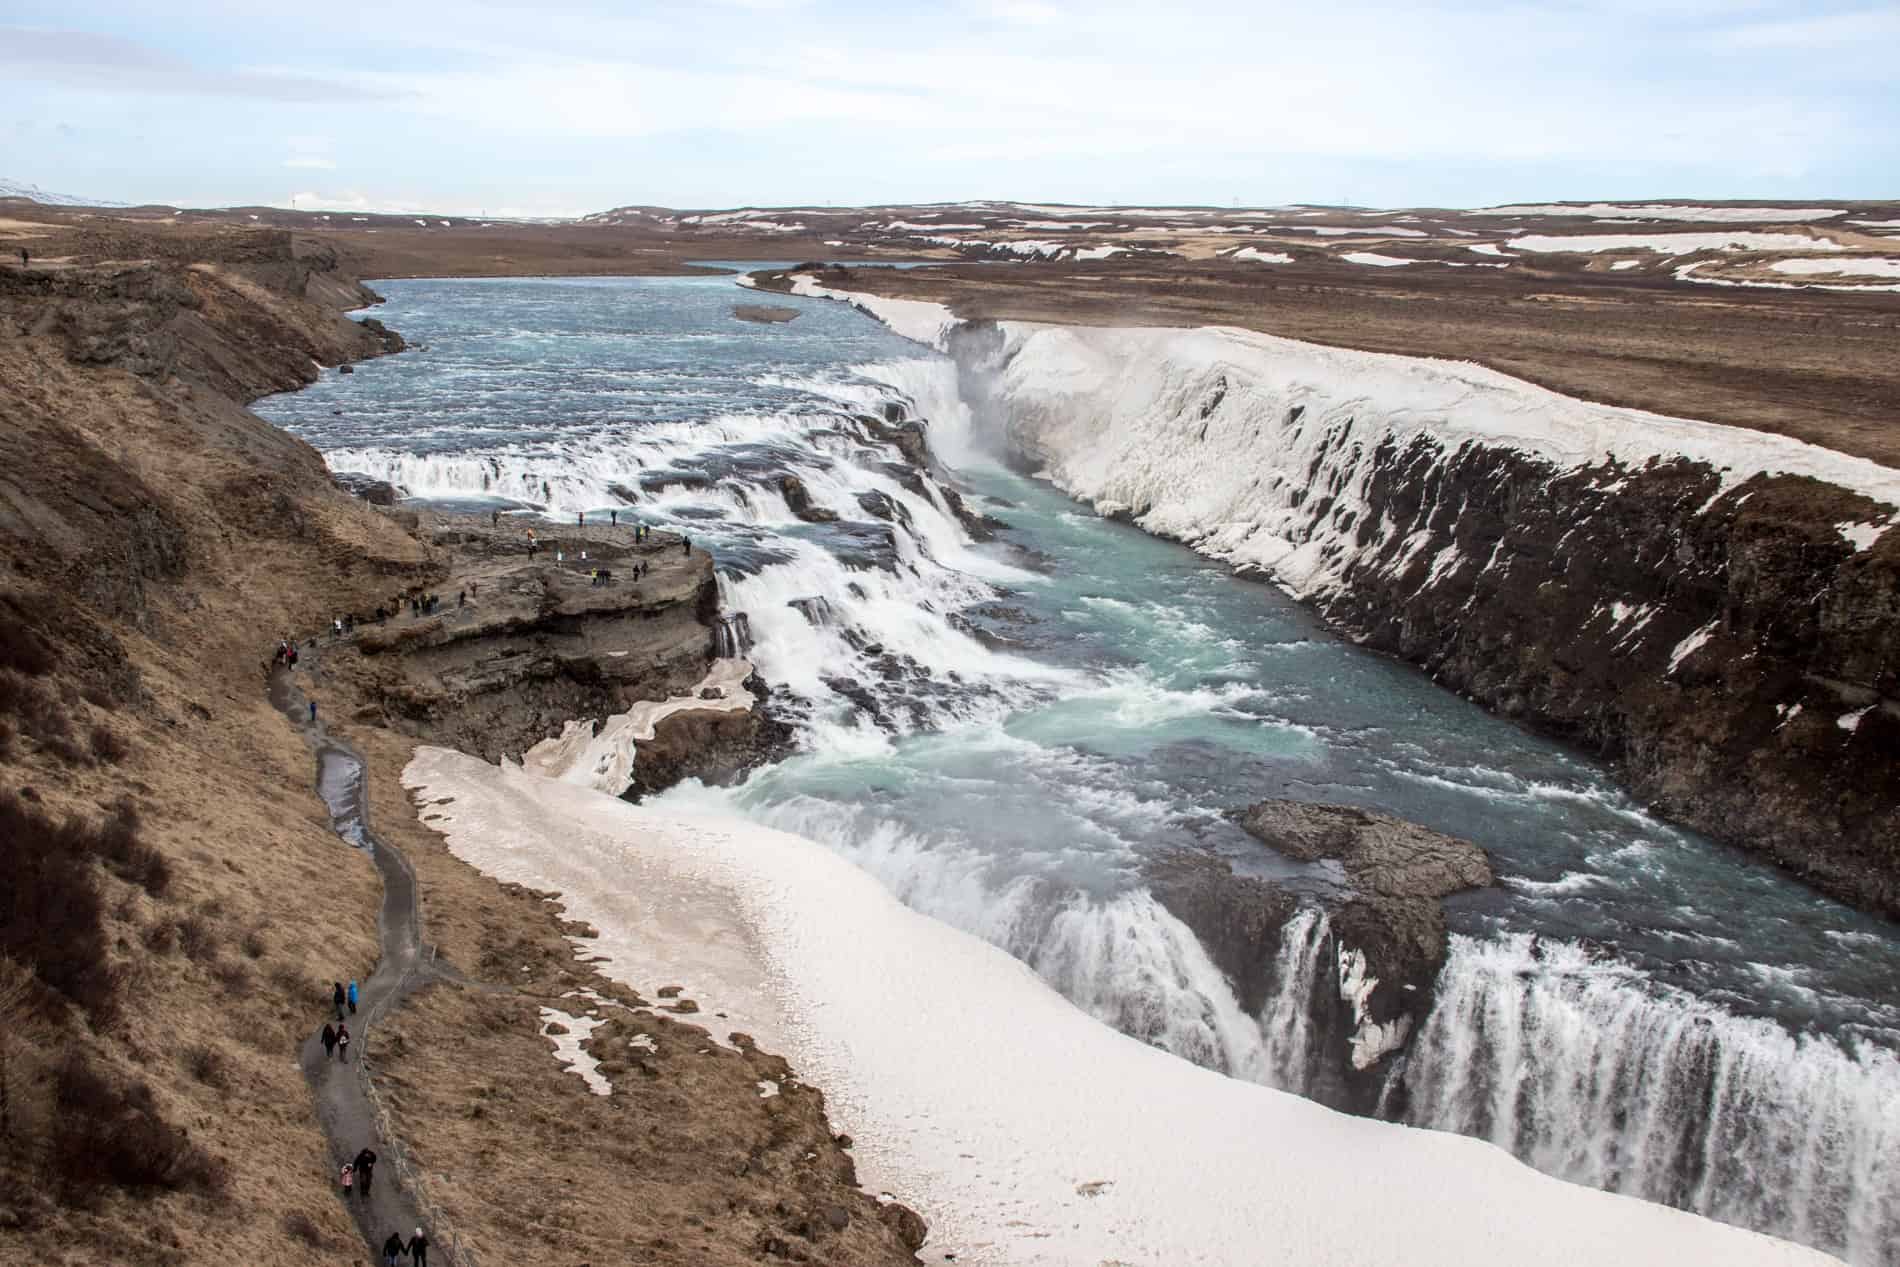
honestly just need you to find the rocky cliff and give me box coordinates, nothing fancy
[1148,801,1491,1111]
[950,319,1900,919]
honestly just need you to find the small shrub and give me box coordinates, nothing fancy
[265,962,311,1001]
[41,734,86,766]
[209,958,250,995]
[176,915,217,961]
[182,1044,228,1089]
[0,601,56,676]
[142,918,179,954]
[49,1050,228,1200]
[240,928,267,960]
[0,792,117,1022]
[282,1211,325,1248]
[89,724,129,764]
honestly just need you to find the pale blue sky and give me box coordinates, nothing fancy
[2,0,1894,215]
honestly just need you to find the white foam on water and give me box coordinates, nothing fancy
[404,748,1846,1267]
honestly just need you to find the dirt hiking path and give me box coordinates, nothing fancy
[269,666,456,1265]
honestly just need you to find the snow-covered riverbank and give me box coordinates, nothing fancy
[403,744,1840,1266]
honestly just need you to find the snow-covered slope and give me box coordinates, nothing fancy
[0,177,126,207]
[983,322,1900,600]
[406,744,1843,1267]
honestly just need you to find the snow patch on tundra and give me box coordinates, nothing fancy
[1229,247,1295,264]
[1472,204,1845,224]
[1512,232,1844,255]
[1770,258,1900,279]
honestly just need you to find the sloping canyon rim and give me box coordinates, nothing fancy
[754,264,1900,922]
[0,221,922,1267]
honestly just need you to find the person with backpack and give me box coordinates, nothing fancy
[340,1162,355,1198]
[355,1147,378,1195]
[333,982,347,1020]
[320,1023,337,1060]
[348,979,359,1014]
[336,1021,351,1062]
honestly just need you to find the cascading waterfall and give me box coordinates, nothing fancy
[261,277,1900,1266]
[1397,935,1900,1262]
[1258,907,1332,1090]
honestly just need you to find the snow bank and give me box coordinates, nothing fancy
[1340,251,1418,266]
[1473,204,1845,223]
[404,746,1840,1267]
[1511,232,1844,254]
[980,322,1900,601]
[1770,258,1900,279]
[521,659,755,795]
[1229,247,1294,264]
[788,285,1900,608]
[786,274,957,350]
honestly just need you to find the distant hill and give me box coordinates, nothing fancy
[0,177,128,208]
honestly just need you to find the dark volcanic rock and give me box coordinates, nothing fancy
[733,304,801,324]
[780,474,839,523]
[1231,799,1491,1015]
[1148,801,1491,1111]
[1145,849,1298,1018]
[621,672,796,801]
[1306,437,1900,917]
[332,471,400,506]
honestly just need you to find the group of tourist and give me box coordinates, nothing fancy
[315,978,433,1264]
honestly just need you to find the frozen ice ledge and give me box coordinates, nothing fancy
[788,272,1900,920]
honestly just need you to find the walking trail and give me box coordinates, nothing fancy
[268,667,455,1264]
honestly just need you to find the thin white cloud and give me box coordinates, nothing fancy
[284,156,337,169]
[1719,8,1900,48]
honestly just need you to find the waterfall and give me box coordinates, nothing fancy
[715,612,753,659]
[1257,907,1331,1090]
[1397,934,1900,1262]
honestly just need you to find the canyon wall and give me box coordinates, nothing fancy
[948,319,1900,918]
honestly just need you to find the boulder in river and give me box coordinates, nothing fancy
[1147,799,1491,1112]
[780,474,839,523]
[332,471,401,506]
[732,304,801,324]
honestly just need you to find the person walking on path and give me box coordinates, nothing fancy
[321,1022,338,1059]
[340,1162,355,1198]
[354,1147,378,1195]
[383,1232,406,1266]
[348,979,359,1014]
[336,1021,351,1062]
[309,699,318,724]
[682,534,691,557]
[610,509,617,526]
[407,1228,430,1266]
[333,982,346,1020]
